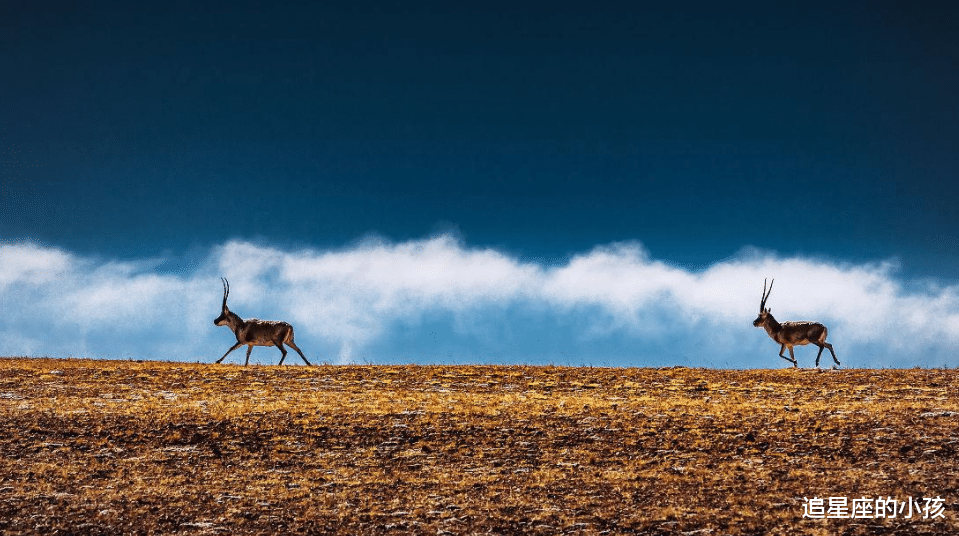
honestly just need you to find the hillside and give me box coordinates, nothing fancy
[0,358,956,534]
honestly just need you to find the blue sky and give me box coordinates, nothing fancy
[2,1,958,367]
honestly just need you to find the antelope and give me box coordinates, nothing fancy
[213,278,312,366]
[753,278,840,368]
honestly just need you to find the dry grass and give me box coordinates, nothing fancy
[0,357,957,535]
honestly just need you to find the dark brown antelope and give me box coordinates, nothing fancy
[213,278,312,366]
[753,278,839,368]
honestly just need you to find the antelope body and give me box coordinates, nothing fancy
[753,279,839,368]
[214,278,312,366]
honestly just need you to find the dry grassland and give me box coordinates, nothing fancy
[0,357,957,535]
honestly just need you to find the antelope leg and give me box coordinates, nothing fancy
[216,342,243,364]
[287,341,312,366]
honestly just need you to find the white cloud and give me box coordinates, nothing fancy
[0,241,72,291]
[0,234,957,367]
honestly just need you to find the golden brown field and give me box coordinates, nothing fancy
[0,357,956,535]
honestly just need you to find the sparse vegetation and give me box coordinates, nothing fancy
[1,358,957,534]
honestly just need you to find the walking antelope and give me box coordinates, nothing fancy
[213,278,312,366]
[753,279,840,368]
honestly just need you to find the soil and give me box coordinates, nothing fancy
[1,358,956,535]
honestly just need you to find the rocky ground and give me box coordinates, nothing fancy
[0,358,956,535]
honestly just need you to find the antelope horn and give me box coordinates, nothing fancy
[761,278,774,310]
[221,277,230,310]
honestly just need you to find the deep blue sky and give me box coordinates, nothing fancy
[3,0,959,274]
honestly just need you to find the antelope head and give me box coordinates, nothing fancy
[214,277,237,328]
[753,278,774,327]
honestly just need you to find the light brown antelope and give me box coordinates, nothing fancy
[753,278,839,368]
[213,278,312,366]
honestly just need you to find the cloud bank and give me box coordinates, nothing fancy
[1,235,957,368]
